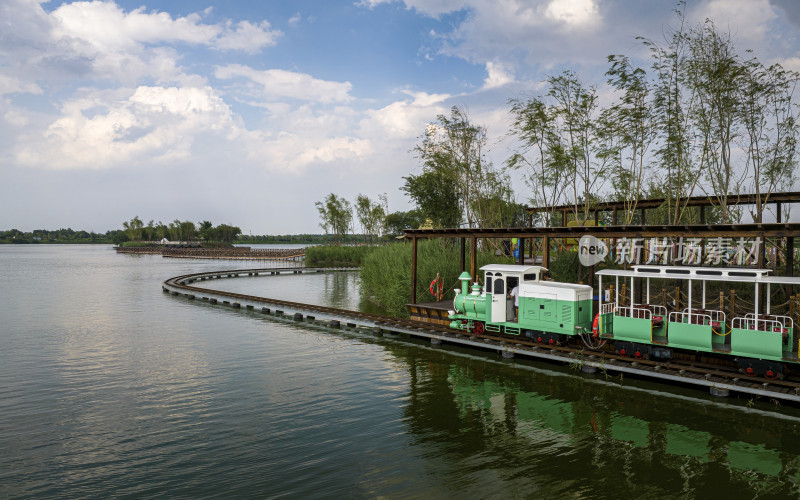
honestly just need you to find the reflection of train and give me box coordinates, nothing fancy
[446,365,799,481]
[448,264,800,378]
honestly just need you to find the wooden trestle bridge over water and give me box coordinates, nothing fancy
[116,246,305,261]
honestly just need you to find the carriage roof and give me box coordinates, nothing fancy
[480,264,547,275]
[597,264,800,285]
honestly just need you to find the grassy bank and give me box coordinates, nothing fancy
[359,240,512,317]
[304,245,378,267]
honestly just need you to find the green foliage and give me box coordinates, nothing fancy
[548,250,580,284]
[385,210,425,236]
[355,193,388,242]
[305,245,378,267]
[315,193,353,243]
[401,169,461,228]
[411,106,515,229]
[0,228,113,244]
[359,239,512,317]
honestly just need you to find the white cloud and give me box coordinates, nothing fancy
[0,0,282,86]
[15,85,236,170]
[50,2,281,53]
[545,0,600,27]
[483,61,515,89]
[215,64,353,103]
[359,90,449,140]
[0,75,42,96]
[691,0,778,45]
[215,20,282,53]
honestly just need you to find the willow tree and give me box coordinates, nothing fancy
[122,216,144,241]
[507,72,608,226]
[738,57,800,223]
[355,193,388,242]
[603,55,656,224]
[413,106,512,228]
[685,19,745,223]
[507,96,570,226]
[642,2,703,224]
[546,71,608,222]
[315,193,352,243]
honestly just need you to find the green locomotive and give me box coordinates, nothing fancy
[449,264,593,344]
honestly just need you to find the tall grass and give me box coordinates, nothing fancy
[305,245,378,267]
[360,239,512,317]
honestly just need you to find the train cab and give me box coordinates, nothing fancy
[482,264,549,324]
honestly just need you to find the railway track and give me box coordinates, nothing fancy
[163,267,800,404]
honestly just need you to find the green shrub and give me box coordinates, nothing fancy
[359,239,512,317]
[305,245,378,267]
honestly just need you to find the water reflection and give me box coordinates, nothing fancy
[390,343,800,498]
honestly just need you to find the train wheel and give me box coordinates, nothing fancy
[471,321,485,335]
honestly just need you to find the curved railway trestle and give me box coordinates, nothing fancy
[162,267,800,405]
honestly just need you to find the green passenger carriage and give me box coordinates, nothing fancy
[448,263,800,379]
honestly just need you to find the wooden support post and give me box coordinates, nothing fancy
[460,237,466,275]
[411,236,418,305]
[730,290,736,320]
[470,236,477,283]
[700,205,706,224]
[517,237,525,265]
[635,234,643,305]
[543,236,550,269]
[662,288,667,309]
[675,286,681,311]
[562,211,567,227]
[613,207,618,226]
[778,202,783,223]
[758,233,765,313]
[787,237,794,277]
[640,207,646,226]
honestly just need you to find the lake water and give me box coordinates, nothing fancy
[3,245,800,498]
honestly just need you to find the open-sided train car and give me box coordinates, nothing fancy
[448,263,800,379]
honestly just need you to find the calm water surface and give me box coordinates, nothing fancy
[3,245,800,498]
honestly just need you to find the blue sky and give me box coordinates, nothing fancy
[3,0,800,234]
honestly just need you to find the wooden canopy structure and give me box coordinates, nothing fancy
[404,223,800,305]
[525,191,800,226]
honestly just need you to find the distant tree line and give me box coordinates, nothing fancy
[117,217,241,246]
[0,228,116,244]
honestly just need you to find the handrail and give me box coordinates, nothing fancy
[737,313,794,331]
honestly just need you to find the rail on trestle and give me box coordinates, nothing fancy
[162,267,800,405]
[117,246,305,260]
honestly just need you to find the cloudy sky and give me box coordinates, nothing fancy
[2,0,800,234]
